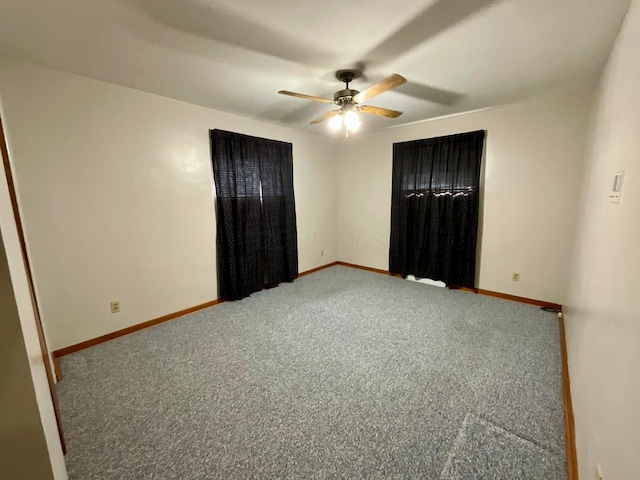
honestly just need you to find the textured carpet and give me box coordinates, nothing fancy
[57,266,566,479]
[440,414,562,479]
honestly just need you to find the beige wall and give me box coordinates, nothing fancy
[0,141,67,477]
[565,0,640,478]
[336,89,593,305]
[0,57,338,351]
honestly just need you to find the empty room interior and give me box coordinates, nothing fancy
[1,0,639,479]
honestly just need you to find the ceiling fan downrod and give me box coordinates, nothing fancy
[334,70,362,105]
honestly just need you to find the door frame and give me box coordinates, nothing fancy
[0,115,66,453]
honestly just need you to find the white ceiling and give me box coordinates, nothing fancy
[0,0,631,135]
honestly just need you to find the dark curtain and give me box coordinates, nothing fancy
[389,130,485,288]
[259,142,298,288]
[211,130,298,300]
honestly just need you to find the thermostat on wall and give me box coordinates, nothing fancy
[609,170,624,204]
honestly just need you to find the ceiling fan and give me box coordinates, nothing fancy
[278,70,407,136]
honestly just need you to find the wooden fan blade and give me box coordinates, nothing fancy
[278,90,334,104]
[359,105,403,119]
[310,110,340,124]
[353,74,407,103]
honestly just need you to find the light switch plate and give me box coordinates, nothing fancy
[609,170,624,204]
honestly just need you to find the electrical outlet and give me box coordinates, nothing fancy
[596,462,603,480]
[512,273,520,282]
[321,250,324,257]
[110,301,121,314]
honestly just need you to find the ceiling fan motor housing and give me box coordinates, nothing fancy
[334,69,362,103]
[334,89,360,103]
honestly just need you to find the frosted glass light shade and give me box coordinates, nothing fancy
[344,110,361,131]
[329,113,343,131]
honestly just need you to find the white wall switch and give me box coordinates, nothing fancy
[609,170,624,204]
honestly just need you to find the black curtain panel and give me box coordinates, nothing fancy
[389,130,485,288]
[211,130,298,301]
[259,142,298,288]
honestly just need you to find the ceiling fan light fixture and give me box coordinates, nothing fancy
[329,113,343,131]
[344,110,361,132]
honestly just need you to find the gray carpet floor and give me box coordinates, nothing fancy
[57,266,566,479]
